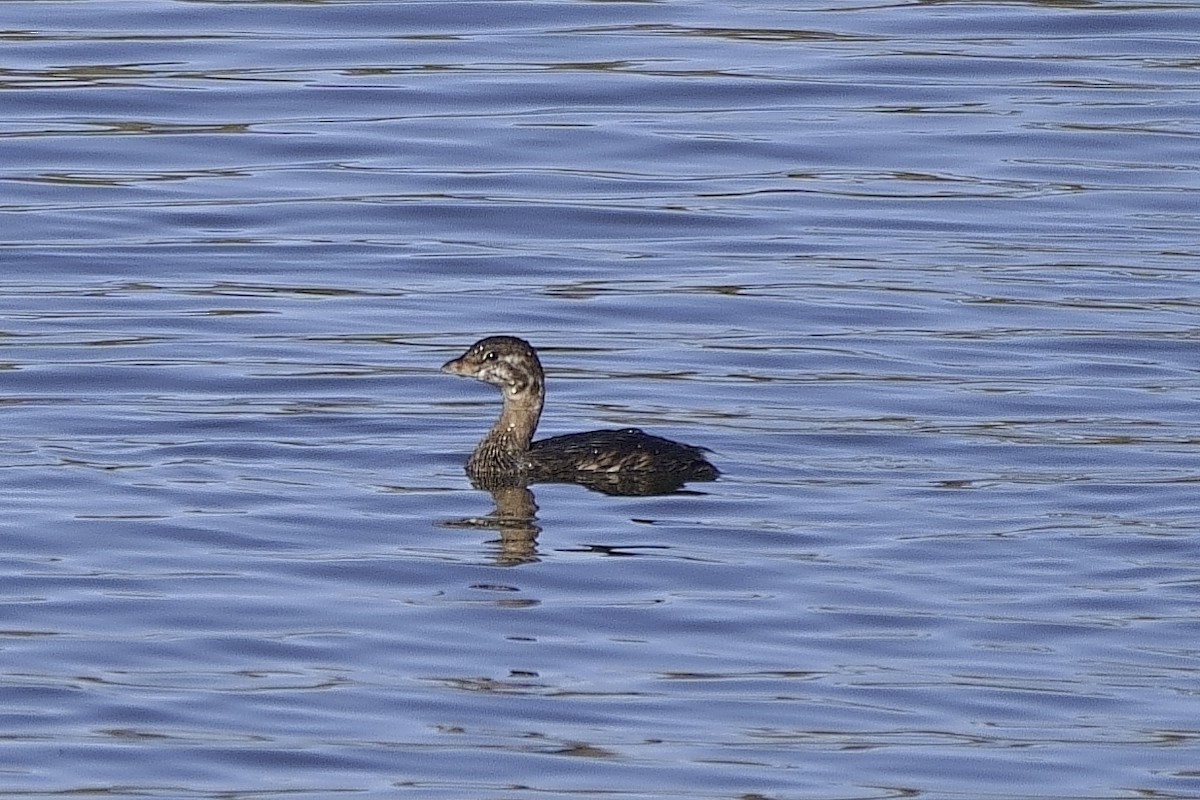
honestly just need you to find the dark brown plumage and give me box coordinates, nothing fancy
[442,336,718,492]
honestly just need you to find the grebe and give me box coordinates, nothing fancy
[442,336,718,492]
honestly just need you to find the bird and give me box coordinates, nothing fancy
[442,336,718,494]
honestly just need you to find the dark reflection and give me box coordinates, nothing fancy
[474,479,541,566]
[442,470,704,566]
[545,469,703,497]
[440,475,541,566]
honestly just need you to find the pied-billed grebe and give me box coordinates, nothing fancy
[442,336,718,488]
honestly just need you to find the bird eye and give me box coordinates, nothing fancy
[483,350,497,361]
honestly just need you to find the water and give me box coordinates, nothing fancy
[3,1,1200,798]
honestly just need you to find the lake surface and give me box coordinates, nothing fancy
[3,1,1200,798]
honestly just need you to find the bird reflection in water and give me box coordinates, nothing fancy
[441,470,709,565]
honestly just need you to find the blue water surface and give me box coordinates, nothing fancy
[2,1,1199,798]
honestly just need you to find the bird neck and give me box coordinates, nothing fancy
[469,389,543,471]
